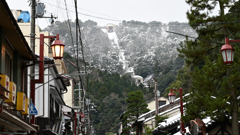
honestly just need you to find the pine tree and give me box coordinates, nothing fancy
[176,1,240,134]
[123,90,150,135]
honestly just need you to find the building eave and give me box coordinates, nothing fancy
[0,0,36,60]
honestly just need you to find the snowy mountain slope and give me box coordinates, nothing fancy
[45,20,197,79]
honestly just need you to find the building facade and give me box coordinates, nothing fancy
[0,0,37,133]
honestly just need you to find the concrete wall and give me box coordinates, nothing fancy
[147,97,169,110]
[18,23,50,57]
[64,80,74,107]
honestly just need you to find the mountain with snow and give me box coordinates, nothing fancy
[45,20,197,89]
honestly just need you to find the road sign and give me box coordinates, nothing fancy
[29,102,38,115]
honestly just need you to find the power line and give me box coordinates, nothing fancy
[42,0,121,20]
[63,0,74,47]
[41,0,122,22]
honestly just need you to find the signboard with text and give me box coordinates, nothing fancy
[5,82,16,105]
[0,74,9,99]
[16,92,26,112]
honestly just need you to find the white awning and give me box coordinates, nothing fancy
[0,109,37,132]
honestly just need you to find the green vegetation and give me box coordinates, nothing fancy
[143,126,154,135]
[167,1,240,135]
[155,115,168,125]
[123,90,150,135]
[86,71,152,134]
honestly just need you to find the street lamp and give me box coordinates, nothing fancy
[51,34,65,59]
[80,112,85,123]
[30,34,65,125]
[168,88,186,135]
[221,37,239,134]
[221,38,234,65]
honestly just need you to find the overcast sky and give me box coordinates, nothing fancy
[6,0,191,29]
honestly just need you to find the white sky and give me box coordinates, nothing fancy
[6,0,191,29]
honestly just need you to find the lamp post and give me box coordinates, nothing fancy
[168,88,186,135]
[30,34,64,130]
[221,37,239,135]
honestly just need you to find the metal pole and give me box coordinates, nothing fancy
[88,104,90,135]
[227,68,239,135]
[74,112,77,135]
[30,34,44,135]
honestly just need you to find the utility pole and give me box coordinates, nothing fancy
[30,0,35,130]
[30,0,35,83]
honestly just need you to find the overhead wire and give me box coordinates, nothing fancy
[74,0,86,112]
[40,0,122,22]
[35,0,240,28]
[42,0,121,20]
[63,0,74,47]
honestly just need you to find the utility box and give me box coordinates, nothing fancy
[36,2,45,17]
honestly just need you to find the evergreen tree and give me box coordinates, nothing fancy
[176,1,240,134]
[123,90,150,135]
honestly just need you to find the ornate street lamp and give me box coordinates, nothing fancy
[51,34,65,59]
[221,38,240,134]
[30,34,65,125]
[168,88,186,135]
[80,113,85,123]
[168,91,176,104]
[221,38,234,65]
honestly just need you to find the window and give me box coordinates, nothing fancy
[159,101,166,107]
[5,51,12,80]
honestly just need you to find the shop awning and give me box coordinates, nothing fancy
[0,108,37,132]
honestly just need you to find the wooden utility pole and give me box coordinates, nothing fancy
[30,1,35,134]
[30,0,35,79]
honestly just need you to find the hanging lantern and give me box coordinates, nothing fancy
[168,91,176,104]
[51,36,65,59]
[221,40,234,65]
